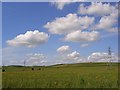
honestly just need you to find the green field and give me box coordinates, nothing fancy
[2,63,119,88]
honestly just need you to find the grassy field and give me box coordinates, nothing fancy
[2,63,119,88]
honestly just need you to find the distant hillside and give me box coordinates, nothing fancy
[4,62,119,67]
[50,62,119,68]
[7,65,24,67]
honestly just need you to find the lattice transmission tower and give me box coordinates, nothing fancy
[107,46,112,69]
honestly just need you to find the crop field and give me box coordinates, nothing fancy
[2,63,119,88]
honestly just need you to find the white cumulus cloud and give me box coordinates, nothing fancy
[26,53,47,66]
[6,30,49,47]
[52,1,71,10]
[78,2,118,33]
[52,0,85,10]
[57,45,71,53]
[64,31,99,42]
[78,2,117,16]
[95,12,118,32]
[88,52,118,62]
[28,53,45,60]
[55,46,87,64]
[44,13,103,43]
[67,51,80,60]
[44,13,95,35]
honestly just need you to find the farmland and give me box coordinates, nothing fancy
[2,63,119,88]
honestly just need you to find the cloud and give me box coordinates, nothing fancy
[78,2,117,16]
[64,31,99,42]
[51,0,85,10]
[8,53,47,66]
[9,60,24,65]
[26,53,47,66]
[3,46,119,66]
[56,44,118,64]
[44,13,95,35]
[108,27,118,33]
[2,47,29,66]
[50,2,118,34]
[57,45,71,53]
[44,13,105,43]
[6,30,49,47]
[95,13,118,32]
[2,47,48,66]
[78,2,118,33]
[55,46,87,64]
[28,53,45,60]
[52,0,72,10]
[67,51,80,60]
[88,52,118,62]
[55,51,87,64]
[80,43,89,47]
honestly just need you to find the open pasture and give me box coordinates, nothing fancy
[2,63,119,88]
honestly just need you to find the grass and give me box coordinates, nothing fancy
[2,63,119,88]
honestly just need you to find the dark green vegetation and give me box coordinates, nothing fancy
[2,63,119,88]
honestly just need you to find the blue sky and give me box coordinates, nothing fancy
[2,2,118,66]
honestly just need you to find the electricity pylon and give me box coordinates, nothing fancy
[24,60,26,67]
[107,46,112,70]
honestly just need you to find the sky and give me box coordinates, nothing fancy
[2,1,119,66]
